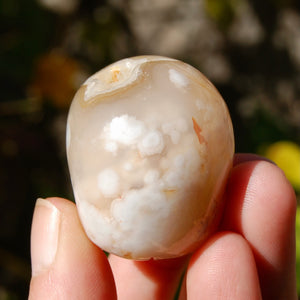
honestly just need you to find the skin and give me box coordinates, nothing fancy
[29,154,298,299]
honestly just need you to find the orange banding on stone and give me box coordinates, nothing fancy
[192,117,206,144]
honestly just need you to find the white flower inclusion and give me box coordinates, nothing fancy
[97,169,120,198]
[168,69,189,88]
[106,115,145,146]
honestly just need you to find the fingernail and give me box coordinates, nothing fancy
[31,198,60,276]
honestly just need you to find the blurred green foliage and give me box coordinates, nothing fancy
[204,0,236,29]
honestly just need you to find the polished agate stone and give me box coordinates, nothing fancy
[66,56,234,260]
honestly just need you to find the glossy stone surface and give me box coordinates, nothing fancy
[66,56,234,260]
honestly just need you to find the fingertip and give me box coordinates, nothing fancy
[186,232,262,300]
[242,160,296,240]
[188,232,253,273]
[233,153,275,166]
[30,198,61,277]
[252,161,297,225]
[222,160,297,299]
[45,197,77,213]
[109,254,188,300]
[222,160,297,233]
[29,197,117,300]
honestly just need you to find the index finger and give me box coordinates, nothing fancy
[221,155,297,299]
[109,254,188,300]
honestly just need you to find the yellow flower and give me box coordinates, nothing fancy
[265,141,300,191]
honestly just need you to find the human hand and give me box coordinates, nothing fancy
[28,154,297,299]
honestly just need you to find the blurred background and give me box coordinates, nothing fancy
[0,0,300,298]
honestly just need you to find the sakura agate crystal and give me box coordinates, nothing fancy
[66,56,234,260]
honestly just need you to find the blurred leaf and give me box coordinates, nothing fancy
[204,0,238,29]
[28,51,86,109]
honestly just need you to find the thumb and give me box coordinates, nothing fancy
[29,197,116,300]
